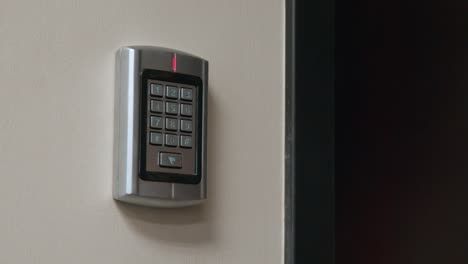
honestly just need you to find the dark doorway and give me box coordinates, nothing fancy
[287,0,468,263]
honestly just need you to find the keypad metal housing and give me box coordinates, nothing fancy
[113,46,208,208]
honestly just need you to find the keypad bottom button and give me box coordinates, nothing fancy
[159,152,182,168]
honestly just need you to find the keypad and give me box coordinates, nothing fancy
[147,81,196,171]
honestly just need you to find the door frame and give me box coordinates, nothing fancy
[285,0,335,263]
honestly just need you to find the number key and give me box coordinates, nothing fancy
[150,116,163,129]
[180,104,192,116]
[180,135,193,148]
[150,100,164,113]
[165,134,178,147]
[181,87,193,101]
[166,102,178,115]
[180,119,193,132]
[166,86,179,99]
[166,118,178,131]
[150,132,163,145]
[150,83,163,97]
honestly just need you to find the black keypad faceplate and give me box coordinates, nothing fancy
[141,78,198,181]
[139,69,203,184]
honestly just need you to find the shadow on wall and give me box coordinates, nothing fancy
[116,201,213,244]
[114,88,220,245]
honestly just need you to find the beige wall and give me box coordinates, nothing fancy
[0,0,284,263]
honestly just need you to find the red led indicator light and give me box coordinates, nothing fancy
[171,54,176,72]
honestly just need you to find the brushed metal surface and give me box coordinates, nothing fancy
[113,46,208,208]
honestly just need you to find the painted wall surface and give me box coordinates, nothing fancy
[0,0,284,263]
